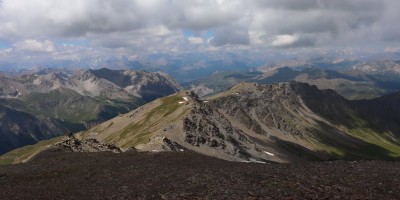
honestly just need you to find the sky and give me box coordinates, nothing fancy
[0,0,400,68]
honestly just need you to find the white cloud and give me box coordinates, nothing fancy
[271,35,299,47]
[0,0,399,58]
[384,47,400,53]
[14,40,56,52]
[188,37,203,45]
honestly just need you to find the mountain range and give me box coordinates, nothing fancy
[0,68,180,154]
[187,60,400,100]
[3,81,400,164]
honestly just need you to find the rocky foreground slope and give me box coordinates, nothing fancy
[2,81,400,164]
[0,150,399,199]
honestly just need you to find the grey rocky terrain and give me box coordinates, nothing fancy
[54,134,122,153]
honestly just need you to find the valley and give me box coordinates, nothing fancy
[0,68,180,154]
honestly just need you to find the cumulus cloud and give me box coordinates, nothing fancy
[210,22,250,47]
[0,0,243,38]
[14,39,56,52]
[0,0,399,54]
[271,35,299,47]
[188,37,203,45]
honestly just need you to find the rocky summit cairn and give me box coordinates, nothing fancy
[54,134,122,153]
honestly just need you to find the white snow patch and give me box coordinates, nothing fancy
[178,101,185,104]
[203,100,209,103]
[182,97,189,101]
[263,151,275,156]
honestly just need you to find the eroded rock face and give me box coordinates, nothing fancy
[54,135,121,153]
[183,93,261,159]
[162,137,186,151]
[211,82,305,138]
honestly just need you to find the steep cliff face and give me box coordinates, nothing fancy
[211,83,305,137]
[182,92,267,161]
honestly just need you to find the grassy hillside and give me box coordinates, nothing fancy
[0,137,63,165]
[78,91,192,149]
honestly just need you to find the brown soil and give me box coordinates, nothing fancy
[0,150,399,199]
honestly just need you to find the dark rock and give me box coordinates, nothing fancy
[54,135,122,153]
[162,138,186,151]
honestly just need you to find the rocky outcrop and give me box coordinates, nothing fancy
[183,92,262,160]
[54,135,121,153]
[211,82,305,138]
[162,137,186,151]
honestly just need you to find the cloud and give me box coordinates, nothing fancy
[384,47,400,53]
[209,24,250,47]
[14,40,56,52]
[188,37,203,45]
[0,0,399,56]
[271,35,299,47]
[0,0,243,38]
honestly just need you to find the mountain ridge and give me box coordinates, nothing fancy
[0,68,181,154]
[2,81,400,164]
[188,65,400,100]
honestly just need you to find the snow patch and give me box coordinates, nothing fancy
[263,151,275,156]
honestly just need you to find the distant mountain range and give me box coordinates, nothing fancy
[187,60,400,100]
[3,81,400,164]
[0,68,180,154]
[3,50,399,84]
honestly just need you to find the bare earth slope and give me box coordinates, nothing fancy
[0,150,399,199]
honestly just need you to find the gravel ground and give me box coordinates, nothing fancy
[0,150,399,199]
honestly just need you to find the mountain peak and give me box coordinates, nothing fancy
[3,81,400,164]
